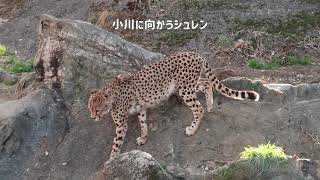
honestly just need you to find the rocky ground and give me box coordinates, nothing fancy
[0,0,319,180]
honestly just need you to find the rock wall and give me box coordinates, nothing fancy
[34,14,163,104]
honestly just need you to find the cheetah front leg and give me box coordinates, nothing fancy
[110,111,128,159]
[178,89,205,136]
[136,109,148,146]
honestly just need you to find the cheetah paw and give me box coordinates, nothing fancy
[136,137,147,146]
[185,126,195,136]
[207,107,213,112]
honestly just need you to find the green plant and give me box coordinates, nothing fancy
[300,0,320,3]
[177,0,225,10]
[1,55,33,73]
[0,44,7,56]
[214,143,290,180]
[248,59,275,70]
[240,143,287,160]
[216,34,233,48]
[239,143,288,177]
[277,55,313,65]
[268,12,320,39]
[233,12,320,40]
[16,0,24,8]
[248,55,313,70]
[87,15,97,24]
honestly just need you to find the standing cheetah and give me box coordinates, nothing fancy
[88,52,260,159]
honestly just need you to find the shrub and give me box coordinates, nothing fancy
[0,44,7,56]
[214,143,290,180]
[248,55,313,70]
[1,55,33,73]
[240,143,287,160]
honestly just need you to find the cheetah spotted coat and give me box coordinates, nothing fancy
[88,52,260,159]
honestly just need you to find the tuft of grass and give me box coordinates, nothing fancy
[239,143,288,178]
[159,31,197,46]
[1,55,33,73]
[268,13,320,39]
[214,143,290,180]
[233,12,320,40]
[216,34,233,48]
[178,0,225,10]
[248,59,275,70]
[248,55,313,70]
[299,0,320,4]
[87,15,97,24]
[0,44,7,56]
[240,143,287,160]
[16,0,24,8]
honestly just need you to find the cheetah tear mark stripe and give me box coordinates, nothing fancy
[202,61,260,101]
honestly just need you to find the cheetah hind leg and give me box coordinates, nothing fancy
[136,110,148,146]
[196,78,214,112]
[178,89,205,136]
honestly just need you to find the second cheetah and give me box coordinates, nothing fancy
[88,52,260,159]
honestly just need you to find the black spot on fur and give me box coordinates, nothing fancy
[247,91,256,100]
[241,92,246,98]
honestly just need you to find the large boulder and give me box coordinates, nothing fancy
[0,89,69,180]
[34,14,163,104]
[92,150,173,180]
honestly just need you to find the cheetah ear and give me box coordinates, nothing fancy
[116,73,131,81]
[116,74,125,80]
[90,89,98,95]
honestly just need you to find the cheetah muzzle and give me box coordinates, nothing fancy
[88,52,260,159]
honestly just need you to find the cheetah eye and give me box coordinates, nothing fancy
[90,89,98,95]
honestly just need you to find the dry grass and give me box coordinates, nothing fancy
[96,10,117,27]
[211,29,320,68]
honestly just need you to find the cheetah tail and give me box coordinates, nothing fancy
[201,60,260,101]
[207,73,260,101]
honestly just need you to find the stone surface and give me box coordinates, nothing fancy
[0,89,69,180]
[98,150,173,180]
[34,14,163,104]
[0,70,18,85]
[212,158,320,180]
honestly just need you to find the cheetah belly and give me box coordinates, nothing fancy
[128,80,176,114]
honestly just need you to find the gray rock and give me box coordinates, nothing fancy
[34,14,163,104]
[0,70,6,82]
[0,70,18,85]
[0,89,69,180]
[100,150,173,180]
[265,83,320,102]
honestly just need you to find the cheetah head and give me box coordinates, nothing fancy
[88,88,113,122]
